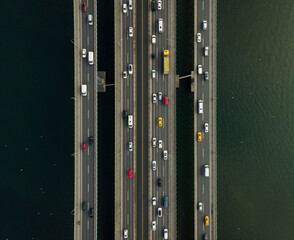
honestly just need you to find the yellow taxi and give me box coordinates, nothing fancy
[204,216,209,226]
[158,117,163,127]
[197,132,202,142]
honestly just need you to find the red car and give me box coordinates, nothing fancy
[82,143,86,151]
[164,97,168,105]
[82,1,87,12]
[128,169,133,178]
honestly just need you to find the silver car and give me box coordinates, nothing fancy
[204,71,209,80]
[82,49,86,58]
[123,71,127,79]
[128,64,133,74]
[152,69,156,79]
[122,3,127,13]
[129,27,133,37]
[152,94,157,103]
[204,123,209,133]
[152,137,157,147]
[196,33,201,43]
[128,142,133,151]
[157,0,162,10]
[157,207,162,217]
[123,229,128,238]
[152,221,156,231]
[202,20,207,30]
[158,140,163,149]
[152,197,157,206]
[163,150,168,160]
[152,160,156,171]
[198,202,203,211]
[158,92,162,101]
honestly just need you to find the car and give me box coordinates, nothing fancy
[152,35,156,44]
[164,97,168,105]
[152,94,157,103]
[82,1,87,12]
[128,64,133,74]
[89,208,94,218]
[157,0,162,10]
[202,20,207,30]
[157,207,162,217]
[152,160,156,171]
[128,0,133,10]
[152,137,156,147]
[163,229,168,239]
[158,92,162,101]
[198,65,203,74]
[204,71,209,80]
[82,49,86,58]
[158,140,163,148]
[197,33,201,43]
[163,150,168,160]
[82,143,86,151]
[152,197,157,205]
[197,132,202,142]
[129,27,133,37]
[122,3,127,13]
[204,216,209,226]
[82,201,87,211]
[158,117,163,127]
[128,142,133,151]
[198,202,203,211]
[123,229,128,238]
[152,221,156,231]
[151,0,157,11]
[204,46,209,56]
[204,123,209,133]
[157,178,162,186]
[203,233,208,240]
[152,69,156,79]
[123,71,127,79]
[88,14,93,26]
[128,169,133,178]
[123,110,128,119]
[89,136,94,145]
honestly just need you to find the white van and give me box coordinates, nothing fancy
[128,115,133,128]
[203,165,209,177]
[88,51,93,65]
[81,84,87,96]
[128,0,133,10]
[158,18,163,33]
[198,100,203,114]
[88,14,93,26]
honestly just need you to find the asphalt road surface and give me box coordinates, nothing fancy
[80,1,95,240]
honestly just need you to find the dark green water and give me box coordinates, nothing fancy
[0,0,74,239]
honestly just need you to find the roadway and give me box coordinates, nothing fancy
[80,0,96,240]
[196,0,211,239]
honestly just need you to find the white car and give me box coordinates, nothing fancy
[128,142,133,152]
[152,221,156,231]
[128,64,133,74]
[152,35,156,44]
[204,71,209,80]
[152,94,157,103]
[82,49,86,58]
[152,137,157,147]
[196,33,201,43]
[198,65,203,75]
[163,150,168,160]
[158,92,162,101]
[123,71,127,79]
[157,207,162,217]
[204,46,209,56]
[129,27,133,37]
[152,160,156,171]
[158,140,163,149]
[202,20,207,30]
[122,3,127,13]
[204,123,209,133]
[152,69,156,79]
[157,0,162,10]
[152,197,157,205]
[123,229,128,238]
[198,202,203,211]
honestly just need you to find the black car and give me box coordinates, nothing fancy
[123,110,128,119]
[89,208,94,218]
[82,201,86,211]
[157,178,162,187]
[151,0,157,11]
[203,233,208,240]
[89,136,94,145]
